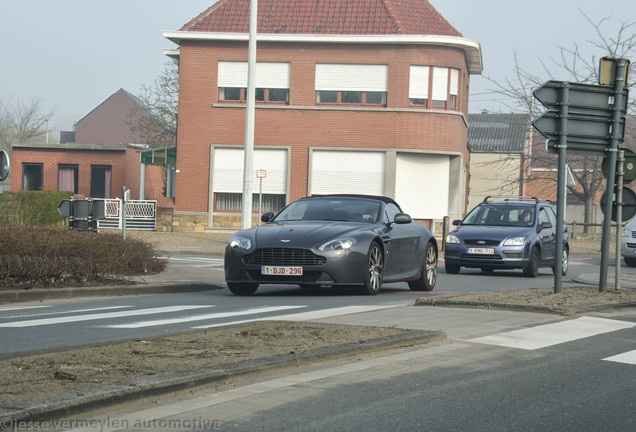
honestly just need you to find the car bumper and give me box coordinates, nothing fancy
[444,244,531,269]
[621,239,636,258]
[224,246,369,286]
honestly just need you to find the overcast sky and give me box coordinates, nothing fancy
[1,0,632,137]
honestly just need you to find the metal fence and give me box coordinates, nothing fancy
[98,199,157,231]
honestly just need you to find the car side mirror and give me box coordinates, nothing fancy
[394,213,412,224]
[261,211,275,222]
[539,221,552,230]
[452,219,461,226]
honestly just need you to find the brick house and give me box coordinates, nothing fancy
[11,89,167,204]
[164,0,483,231]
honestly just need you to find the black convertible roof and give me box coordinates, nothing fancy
[306,194,399,206]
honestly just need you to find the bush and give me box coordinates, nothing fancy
[0,225,166,290]
[0,191,73,226]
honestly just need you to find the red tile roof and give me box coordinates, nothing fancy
[181,0,461,37]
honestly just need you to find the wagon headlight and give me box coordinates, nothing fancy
[446,234,460,244]
[319,238,357,251]
[229,237,252,250]
[503,236,525,246]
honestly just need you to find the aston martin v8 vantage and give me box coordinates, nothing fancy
[224,195,438,295]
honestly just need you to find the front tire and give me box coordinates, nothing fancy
[361,242,383,295]
[227,282,259,296]
[552,248,569,276]
[409,241,437,291]
[625,256,636,267]
[523,247,540,278]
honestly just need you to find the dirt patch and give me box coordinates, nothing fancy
[0,322,409,405]
[416,286,636,311]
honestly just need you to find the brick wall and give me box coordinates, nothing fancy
[11,147,127,198]
[174,40,471,214]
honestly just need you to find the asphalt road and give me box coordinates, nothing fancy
[0,253,627,356]
[55,302,636,431]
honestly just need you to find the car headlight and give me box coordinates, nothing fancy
[446,234,460,244]
[503,236,525,246]
[623,227,632,237]
[319,238,357,251]
[229,237,252,250]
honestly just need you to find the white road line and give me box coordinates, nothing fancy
[192,305,399,329]
[603,349,636,365]
[101,306,307,329]
[0,306,132,320]
[0,305,50,313]
[0,305,211,328]
[469,316,636,350]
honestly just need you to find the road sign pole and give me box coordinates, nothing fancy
[599,59,627,292]
[615,150,624,290]
[554,84,568,294]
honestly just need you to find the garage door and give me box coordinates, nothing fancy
[310,151,385,196]
[395,153,449,219]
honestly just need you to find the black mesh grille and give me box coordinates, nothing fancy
[243,248,326,266]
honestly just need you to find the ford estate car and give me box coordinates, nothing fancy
[444,196,569,277]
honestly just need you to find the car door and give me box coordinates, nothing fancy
[538,206,556,264]
[381,203,419,278]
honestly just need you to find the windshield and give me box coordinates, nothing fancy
[273,198,381,224]
[462,205,535,227]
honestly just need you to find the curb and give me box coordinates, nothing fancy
[0,329,446,424]
[0,282,223,304]
[414,296,636,316]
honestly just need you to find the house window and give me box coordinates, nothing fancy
[90,165,111,198]
[58,164,79,194]
[214,192,286,213]
[219,87,290,103]
[409,66,460,110]
[212,147,288,213]
[22,163,43,191]
[315,64,388,106]
[218,61,290,104]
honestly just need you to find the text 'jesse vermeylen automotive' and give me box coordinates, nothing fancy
[224,195,438,295]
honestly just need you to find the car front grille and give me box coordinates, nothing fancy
[464,239,501,246]
[243,248,327,266]
[459,253,503,261]
[626,242,636,248]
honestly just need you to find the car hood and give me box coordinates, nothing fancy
[453,225,534,241]
[253,221,369,249]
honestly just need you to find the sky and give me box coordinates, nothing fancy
[0,0,632,138]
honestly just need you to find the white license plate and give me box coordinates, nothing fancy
[261,266,304,276]
[467,248,495,255]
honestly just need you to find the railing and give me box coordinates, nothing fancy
[98,199,157,231]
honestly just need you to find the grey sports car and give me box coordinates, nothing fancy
[224,195,438,295]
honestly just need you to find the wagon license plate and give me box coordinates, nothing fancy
[467,248,495,255]
[261,266,303,276]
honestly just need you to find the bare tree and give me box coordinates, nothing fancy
[129,60,178,148]
[484,11,635,231]
[0,97,53,154]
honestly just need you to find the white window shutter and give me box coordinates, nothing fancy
[409,65,430,99]
[315,64,388,92]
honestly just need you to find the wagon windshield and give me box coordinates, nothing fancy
[274,199,381,224]
[462,205,535,227]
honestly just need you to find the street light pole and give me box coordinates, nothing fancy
[241,0,258,230]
